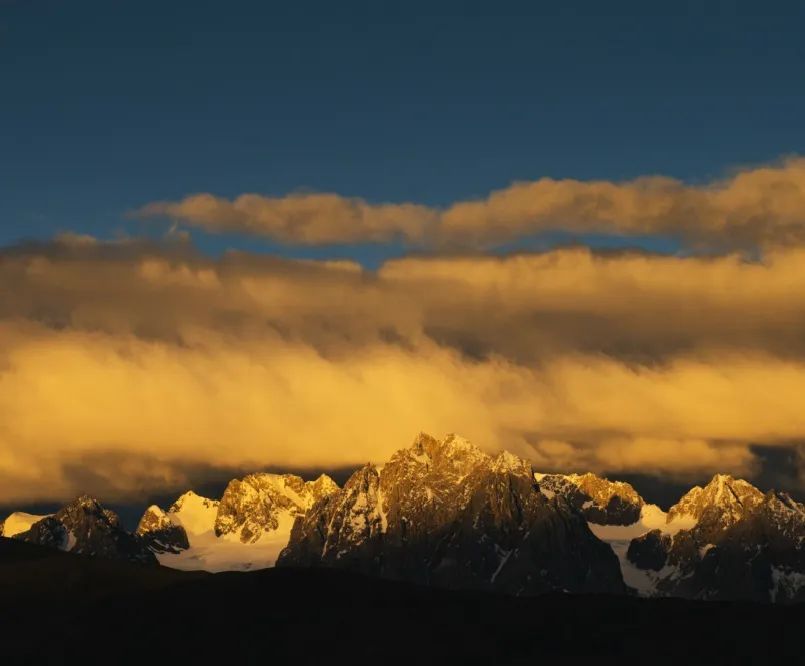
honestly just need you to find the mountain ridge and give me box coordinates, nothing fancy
[2,432,803,602]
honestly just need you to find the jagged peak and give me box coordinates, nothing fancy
[173,489,203,501]
[169,490,219,514]
[401,432,490,475]
[412,431,439,449]
[442,432,475,449]
[667,473,764,524]
[67,494,104,511]
[309,473,339,496]
[703,473,760,499]
[348,463,380,483]
[221,471,339,502]
[136,504,175,536]
[763,490,805,516]
[491,450,531,475]
[55,495,122,527]
[142,504,167,518]
[538,471,644,505]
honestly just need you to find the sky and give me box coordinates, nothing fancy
[1,1,805,510]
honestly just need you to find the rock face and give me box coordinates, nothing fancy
[627,530,672,571]
[666,474,764,525]
[627,475,805,602]
[136,505,190,554]
[215,473,339,544]
[536,472,644,525]
[14,496,156,565]
[15,517,69,550]
[278,433,625,595]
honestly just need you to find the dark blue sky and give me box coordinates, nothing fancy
[2,0,804,265]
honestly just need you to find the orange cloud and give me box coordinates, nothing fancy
[2,238,805,502]
[138,157,805,249]
[138,193,437,245]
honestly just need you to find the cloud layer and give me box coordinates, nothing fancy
[1,235,805,502]
[139,158,805,249]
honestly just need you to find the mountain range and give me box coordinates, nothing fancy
[2,432,803,603]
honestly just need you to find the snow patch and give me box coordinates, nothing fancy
[0,512,49,537]
[588,504,673,541]
[589,504,696,597]
[158,509,296,573]
[491,546,513,583]
[63,530,77,552]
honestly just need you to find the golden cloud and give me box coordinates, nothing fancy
[138,157,805,248]
[2,238,805,502]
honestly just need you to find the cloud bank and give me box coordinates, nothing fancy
[139,158,805,249]
[1,235,805,502]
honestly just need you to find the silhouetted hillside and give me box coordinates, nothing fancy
[1,536,802,664]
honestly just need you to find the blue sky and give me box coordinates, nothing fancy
[2,0,804,266]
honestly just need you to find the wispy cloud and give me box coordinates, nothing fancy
[137,157,805,250]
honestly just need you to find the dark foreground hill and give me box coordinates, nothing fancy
[0,537,802,665]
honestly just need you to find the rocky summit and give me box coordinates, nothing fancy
[626,475,805,602]
[277,433,625,595]
[14,495,156,565]
[666,473,765,525]
[136,505,190,554]
[215,472,338,543]
[535,472,644,525]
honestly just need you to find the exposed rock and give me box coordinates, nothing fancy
[627,530,671,571]
[136,505,190,554]
[536,472,644,525]
[278,433,625,595]
[666,474,764,526]
[215,472,339,544]
[628,476,805,602]
[14,496,157,565]
[15,517,68,550]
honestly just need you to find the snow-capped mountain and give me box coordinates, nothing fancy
[215,473,338,543]
[138,474,339,572]
[625,475,805,602]
[666,474,765,526]
[2,436,802,602]
[535,472,644,525]
[277,433,625,595]
[12,496,156,564]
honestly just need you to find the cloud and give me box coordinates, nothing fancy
[138,193,438,245]
[137,157,805,249]
[3,237,805,502]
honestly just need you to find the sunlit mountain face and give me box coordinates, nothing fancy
[2,1,805,661]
